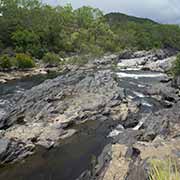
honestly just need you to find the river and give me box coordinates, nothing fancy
[0,67,167,180]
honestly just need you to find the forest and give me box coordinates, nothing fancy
[0,0,180,69]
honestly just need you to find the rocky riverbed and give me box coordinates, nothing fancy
[0,49,179,180]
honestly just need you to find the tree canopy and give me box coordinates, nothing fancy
[0,0,180,61]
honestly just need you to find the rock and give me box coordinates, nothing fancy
[126,161,148,180]
[119,50,134,59]
[34,68,48,75]
[118,57,147,69]
[0,139,34,164]
[172,76,180,88]
[0,139,10,160]
[144,56,176,72]
[0,50,179,168]
[140,114,170,141]
[118,49,176,72]
[102,144,130,180]
[146,83,178,105]
[160,77,172,83]
[0,70,127,163]
[140,101,180,142]
[119,49,176,61]
[113,129,143,145]
[1,70,125,128]
[0,79,7,83]
[94,54,118,66]
[125,146,141,160]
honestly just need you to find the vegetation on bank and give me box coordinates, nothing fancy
[149,158,180,180]
[0,0,180,70]
[171,53,180,76]
[0,53,35,70]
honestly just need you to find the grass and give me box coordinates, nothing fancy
[149,158,180,180]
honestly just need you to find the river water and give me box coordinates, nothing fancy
[0,68,167,180]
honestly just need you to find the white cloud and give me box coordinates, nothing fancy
[44,0,180,24]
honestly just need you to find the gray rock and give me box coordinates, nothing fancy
[172,76,180,88]
[0,139,9,160]
[1,70,124,129]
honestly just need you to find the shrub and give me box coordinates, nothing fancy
[42,52,60,66]
[171,53,180,76]
[15,53,35,69]
[0,55,13,70]
[67,55,89,66]
[149,158,180,180]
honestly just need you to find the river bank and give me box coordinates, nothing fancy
[0,49,179,180]
[0,66,61,84]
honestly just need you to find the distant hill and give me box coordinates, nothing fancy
[105,12,158,25]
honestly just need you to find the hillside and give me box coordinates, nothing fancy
[105,12,158,25]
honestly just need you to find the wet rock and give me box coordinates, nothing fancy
[0,79,7,84]
[0,139,34,164]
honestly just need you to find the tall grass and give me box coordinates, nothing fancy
[149,158,180,180]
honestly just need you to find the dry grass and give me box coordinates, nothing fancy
[149,158,180,180]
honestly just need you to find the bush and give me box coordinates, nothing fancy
[171,53,180,76]
[67,55,89,66]
[15,53,35,69]
[42,52,60,66]
[0,55,13,70]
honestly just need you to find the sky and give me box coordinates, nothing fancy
[43,0,180,24]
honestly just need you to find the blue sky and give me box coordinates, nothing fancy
[43,0,180,24]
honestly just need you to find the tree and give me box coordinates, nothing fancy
[12,30,41,57]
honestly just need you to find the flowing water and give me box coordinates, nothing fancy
[0,68,167,180]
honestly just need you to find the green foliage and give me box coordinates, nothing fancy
[67,55,89,66]
[149,158,180,180]
[42,52,60,66]
[0,55,13,69]
[12,30,41,58]
[15,53,35,69]
[171,53,180,76]
[0,0,180,64]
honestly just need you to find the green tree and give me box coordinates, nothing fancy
[12,30,41,57]
[0,54,13,69]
